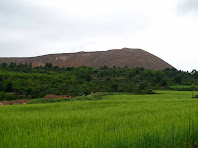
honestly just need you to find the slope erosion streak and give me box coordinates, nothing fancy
[0,48,173,70]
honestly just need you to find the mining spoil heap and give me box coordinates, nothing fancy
[0,48,173,70]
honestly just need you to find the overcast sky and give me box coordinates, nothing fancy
[0,0,198,71]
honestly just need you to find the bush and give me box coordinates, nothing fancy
[145,89,155,94]
[4,93,17,100]
[0,91,5,101]
[28,97,71,104]
[193,95,198,98]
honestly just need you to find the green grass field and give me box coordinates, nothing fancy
[170,85,198,89]
[1,91,198,148]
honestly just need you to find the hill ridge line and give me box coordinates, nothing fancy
[0,48,173,70]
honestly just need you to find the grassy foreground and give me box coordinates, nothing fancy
[1,91,198,147]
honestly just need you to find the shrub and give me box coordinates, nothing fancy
[145,89,155,94]
[4,93,17,100]
[0,91,5,101]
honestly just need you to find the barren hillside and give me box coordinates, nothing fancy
[0,48,173,70]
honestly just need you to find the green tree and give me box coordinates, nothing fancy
[5,81,13,92]
[161,79,167,87]
[112,83,118,92]
[44,63,53,70]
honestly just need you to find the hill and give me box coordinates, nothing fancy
[0,48,173,70]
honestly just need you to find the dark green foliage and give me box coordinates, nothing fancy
[0,82,4,92]
[1,63,7,68]
[161,79,168,87]
[0,91,5,101]
[5,81,13,92]
[0,63,198,100]
[44,63,53,70]
[145,89,155,94]
[111,83,118,92]
[4,93,17,100]
[193,95,198,98]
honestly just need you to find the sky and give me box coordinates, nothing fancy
[0,0,198,71]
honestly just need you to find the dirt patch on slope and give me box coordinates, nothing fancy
[44,94,72,99]
[0,99,31,105]
[0,48,174,70]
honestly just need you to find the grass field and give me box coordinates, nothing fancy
[170,85,198,89]
[1,91,198,147]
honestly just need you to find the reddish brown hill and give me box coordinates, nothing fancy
[0,48,173,70]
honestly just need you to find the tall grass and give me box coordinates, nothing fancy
[1,91,198,147]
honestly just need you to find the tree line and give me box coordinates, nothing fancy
[0,62,198,100]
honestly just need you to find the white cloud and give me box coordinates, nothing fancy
[0,0,198,71]
[178,0,198,13]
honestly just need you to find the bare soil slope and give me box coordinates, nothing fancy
[0,48,173,70]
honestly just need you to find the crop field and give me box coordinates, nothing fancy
[170,85,198,89]
[1,91,198,148]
